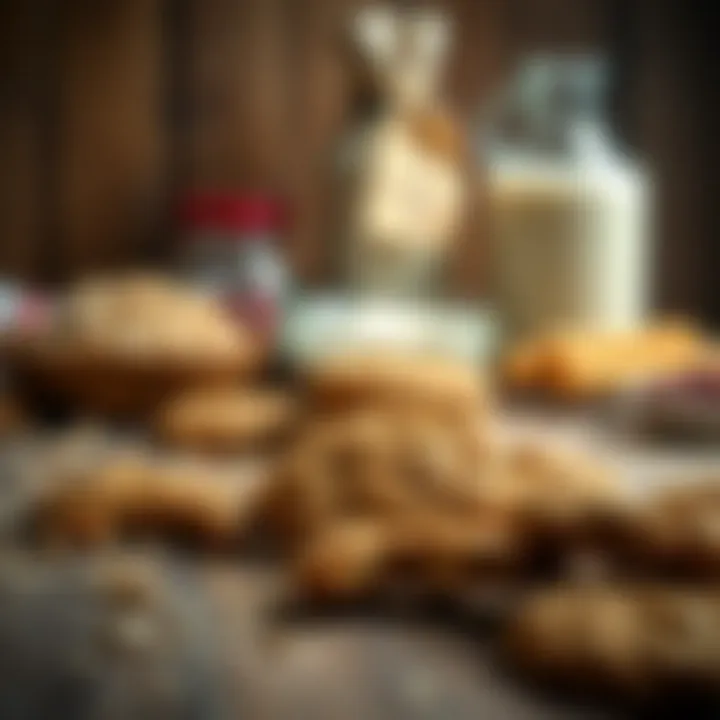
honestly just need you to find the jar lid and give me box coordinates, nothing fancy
[178,192,286,234]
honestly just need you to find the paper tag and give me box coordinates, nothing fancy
[356,120,463,254]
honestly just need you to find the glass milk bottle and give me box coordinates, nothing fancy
[484,55,651,342]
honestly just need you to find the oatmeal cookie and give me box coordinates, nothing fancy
[156,389,297,453]
[276,420,628,601]
[38,455,267,549]
[11,274,261,415]
[506,586,720,693]
[263,409,491,544]
[505,320,705,400]
[306,352,488,422]
[293,512,522,601]
[620,479,720,578]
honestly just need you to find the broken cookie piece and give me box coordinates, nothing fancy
[156,388,297,454]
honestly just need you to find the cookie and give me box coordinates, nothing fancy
[306,352,487,422]
[622,480,720,578]
[38,455,267,549]
[504,320,705,400]
[263,409,491,545]
[506,586,720,693]
[156,389,297,453]
[293,513,521,602]
[494,442,627,554]
[294,521,390,600]
[11,274,262,415]
[288,439,625,602]
[502,477,720,582]
[265,402,625,561]
[54,274,251,364]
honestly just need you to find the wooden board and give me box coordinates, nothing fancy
[199,564,621,720]
[0,415,718,719]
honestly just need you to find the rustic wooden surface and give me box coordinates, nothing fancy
[200,564,619,720]
[0,415,718,719]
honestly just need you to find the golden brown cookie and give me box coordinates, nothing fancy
[293,512,521,602]
[493,442,627,553]
[38,455,267,549]
[497,476,720,582]
[287,438,625,602]
[504,320,705,400]
[294,521,391,600]
[622,479,720,578]
[54,274,252,365]
[11,274,262,416]
[306,352,488,422]
[262,408,492,545]
[263,400,626,576]
[156,388,297,453]
[506,586,720,693]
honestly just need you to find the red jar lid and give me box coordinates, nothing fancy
[178,192,286,234]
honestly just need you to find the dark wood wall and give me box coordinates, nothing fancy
[0,0,716,321]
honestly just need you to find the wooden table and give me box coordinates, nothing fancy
[0,413,718,720]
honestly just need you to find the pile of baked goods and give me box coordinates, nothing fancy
[8,274,261,415]
[2,276,719,705]
[267,354,629,599]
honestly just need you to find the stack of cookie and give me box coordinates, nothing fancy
[9,272,305,455]
[256,352,720,698]
[258,352,633,601]
[11,334,720,700]
[6,274,303,553]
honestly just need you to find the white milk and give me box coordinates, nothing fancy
[484,56,652,341]
[488,147,651,340]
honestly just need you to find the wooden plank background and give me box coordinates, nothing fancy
[0,0,716,322]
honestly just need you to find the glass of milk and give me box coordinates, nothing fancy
[484,55,652,343]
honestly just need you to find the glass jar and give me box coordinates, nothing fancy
[484,55,651,342]
[178,193,289,343]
